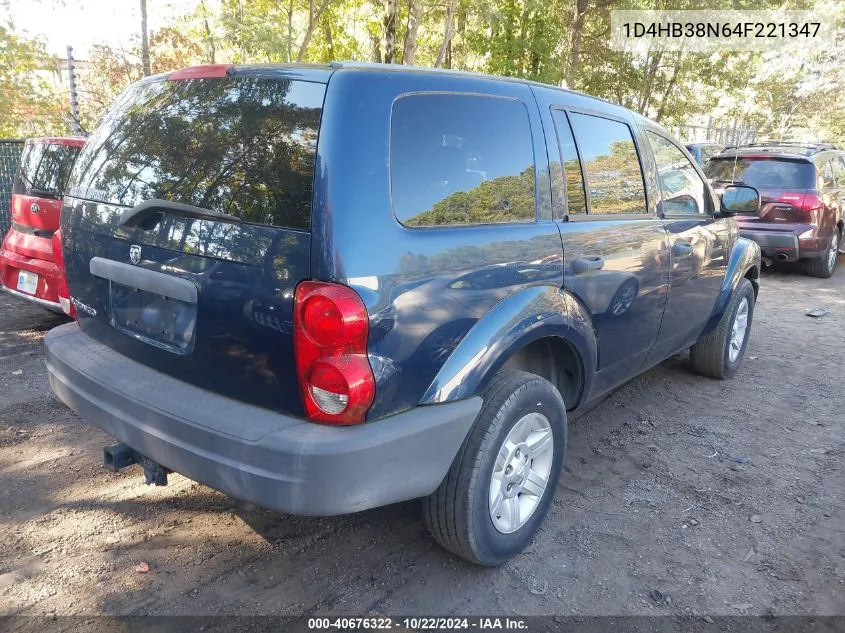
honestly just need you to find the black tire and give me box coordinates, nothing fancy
[690,278,755,379]
[803,230,839,278]
[423,369,566,566]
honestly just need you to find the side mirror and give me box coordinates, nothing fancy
[720,184,760,214]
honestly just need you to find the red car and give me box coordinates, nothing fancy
[0,137,84,313]
[704,142,845,278]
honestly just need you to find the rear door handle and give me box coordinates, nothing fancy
[571,256,604,274]
[672,241,693,257]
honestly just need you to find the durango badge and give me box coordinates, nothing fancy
[129,244,142,265]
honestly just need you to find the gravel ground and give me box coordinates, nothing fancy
[0,260,843,618]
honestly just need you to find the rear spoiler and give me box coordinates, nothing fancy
[119,199,241,227]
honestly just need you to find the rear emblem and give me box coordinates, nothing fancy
[129,245,142,265]
[30,202,40,213]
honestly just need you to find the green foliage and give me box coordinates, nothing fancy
[0,23,67,137]
[4,0,845,144]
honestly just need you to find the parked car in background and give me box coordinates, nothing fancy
[0,137,84,313]
[704,142,845,277]
[685,142,724,166]
[46,63,761,566]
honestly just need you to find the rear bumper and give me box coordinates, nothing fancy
[45,323,481,515]
[0,230,63,310]
[1,285,65,312]
[738,228,827,262]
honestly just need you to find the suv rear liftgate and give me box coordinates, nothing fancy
[62,68,326,414]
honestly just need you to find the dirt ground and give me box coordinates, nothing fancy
[1,260,843,619]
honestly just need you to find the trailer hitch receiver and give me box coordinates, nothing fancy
[103,443,170,486]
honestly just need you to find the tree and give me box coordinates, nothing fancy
[297,0,335,61]
[140,0,151,75]
[402,0,422,65]
[435,0,459,68]
[0,24,67,137]
[565,0,588,87]
[383,0,397,63]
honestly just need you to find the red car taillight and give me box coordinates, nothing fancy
[293,281,375,424]
[10,194,23,221]
[51,229,75,319]
[778,192,823,212]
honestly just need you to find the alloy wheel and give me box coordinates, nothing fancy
[728,297,749,363]
[489,412,554,534]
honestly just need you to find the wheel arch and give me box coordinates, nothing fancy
[419,285,596,409]
[702,236,761,335]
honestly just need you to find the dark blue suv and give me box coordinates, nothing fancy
[46,63,762,565]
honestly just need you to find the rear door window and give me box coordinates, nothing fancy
[704,157,815,189]
[567,112,647,215]
[69,77,325,229]
[14,143,80,199]
[390,93,536,227]
[550,110,586,216]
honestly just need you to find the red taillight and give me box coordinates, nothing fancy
[778,192,822,212]
[51,229,75,319]
[800,193,823,211]
[294,281,375,424]
[10,194,22,221]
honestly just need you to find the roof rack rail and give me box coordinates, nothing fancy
[723,141,839,153]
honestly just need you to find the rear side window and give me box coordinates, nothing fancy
[550,110,586,216]
[567,112,647,215]
[391,93,536,227]
[704,157,815,189]
[69,77,325,229]
[14,143,81,199]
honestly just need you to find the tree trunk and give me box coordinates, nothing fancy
[370,31,383,63]
[564,0,588,87]
[200,0,216,63]
[435,0,459,68]
[322,12,334,60]
[297,0,333,61]
[287,0,294,62]
[636,49,663,115]
[384,0,397,63]
[402,0,422,65]
[140,0,151,76]
[654,55,682,123]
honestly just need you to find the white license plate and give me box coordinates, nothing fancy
[16,271,38,295]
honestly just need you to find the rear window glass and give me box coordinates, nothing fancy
[704,157,815,189]
[700,146,721,162]
[567,112,647,215]
[69,77,325,230]
[14,143,81,198]
[390,93,536,227]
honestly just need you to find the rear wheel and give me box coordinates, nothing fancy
[804,230,839,278]
[423,370,566,566]
[690,278,755,379]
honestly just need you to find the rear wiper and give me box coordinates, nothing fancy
[29,187,62,200]
[120,199,242,227]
